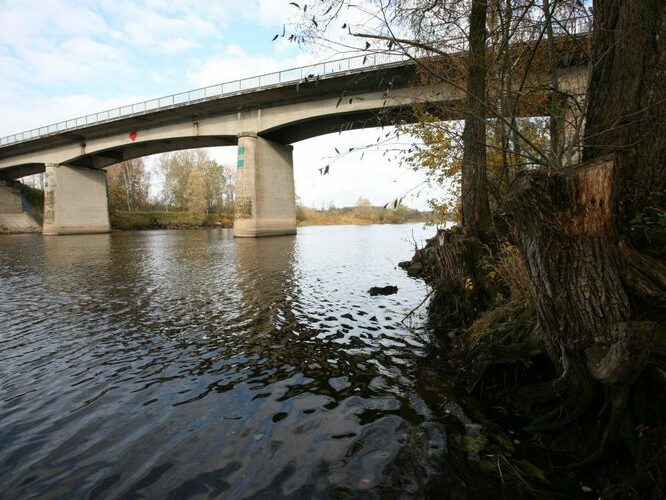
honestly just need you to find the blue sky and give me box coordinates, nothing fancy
[0,0,436,209]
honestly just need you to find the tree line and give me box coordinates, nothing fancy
[296,196,431,225]
[106,150,235,222]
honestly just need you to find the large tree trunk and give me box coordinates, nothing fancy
[583,0,666,222]
[506,0,666,451]
[461,0,492,233]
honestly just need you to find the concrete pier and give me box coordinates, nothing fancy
[43,164,110,235]
[0,181,41,233]
[233,134,296,237]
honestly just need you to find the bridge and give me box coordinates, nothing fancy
[0,25,589,237]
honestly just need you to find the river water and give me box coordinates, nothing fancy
[0,224,468,498]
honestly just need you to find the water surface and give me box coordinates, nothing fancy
[0,224,458,498]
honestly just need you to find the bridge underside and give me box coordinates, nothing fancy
[67,136,236,170]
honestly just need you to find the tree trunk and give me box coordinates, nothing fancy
[461,0,492,233]
[583,0,666,224]
[544,0,565,169]
[506,0,666,448]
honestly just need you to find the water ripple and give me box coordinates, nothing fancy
[0,225,442,498]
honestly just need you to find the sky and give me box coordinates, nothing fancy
[0,0,440,209]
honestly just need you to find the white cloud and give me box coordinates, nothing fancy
[254,0,296,27]
[291,129,438,210]
[0,90,150,137]
[187,44,316,88]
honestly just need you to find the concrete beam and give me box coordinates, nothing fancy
[43,164,110,235]
[233,134,296,237]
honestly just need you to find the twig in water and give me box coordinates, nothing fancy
[401,288,434,326]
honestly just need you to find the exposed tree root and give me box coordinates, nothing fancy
[525,357,597,433]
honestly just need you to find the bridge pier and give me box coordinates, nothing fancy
[0,179,41,233]
[43,164,110,235]
[233,133,296,238]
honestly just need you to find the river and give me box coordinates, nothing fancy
[0,224,474,498]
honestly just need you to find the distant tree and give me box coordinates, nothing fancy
[107,159,150,212]
[185,168,207,223]
[159,151,194,209]
[158,150,233,212]
[221,166,235,213]
[353,197,373,219]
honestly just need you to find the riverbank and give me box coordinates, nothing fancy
[297,204,431,226]
[402,226,666,497]
[109,206,432,231]
[110,211,233,230]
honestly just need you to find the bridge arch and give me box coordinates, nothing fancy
[65,136,237,170]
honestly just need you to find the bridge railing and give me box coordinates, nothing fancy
[0,14,591,149]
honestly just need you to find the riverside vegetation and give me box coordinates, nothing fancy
[22,149,236,231]
[297,197,431,226]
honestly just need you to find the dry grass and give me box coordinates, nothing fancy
[494,243,532,303]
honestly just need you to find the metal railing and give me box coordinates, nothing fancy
[0,14,591,149]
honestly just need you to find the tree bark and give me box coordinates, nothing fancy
[461,0,492,233]
[583,0,666,224]
[505,0,666,443]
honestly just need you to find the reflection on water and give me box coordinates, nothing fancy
[0,224,450,498]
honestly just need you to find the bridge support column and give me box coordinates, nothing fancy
[0,180,41,233]
[233,133,296,237]
[556,67,587,166]
[562,102,585,166]
[43,164,110,235]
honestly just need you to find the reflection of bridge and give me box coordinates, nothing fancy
[0,34,588,236]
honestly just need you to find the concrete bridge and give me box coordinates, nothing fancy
[0,33,589,236]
